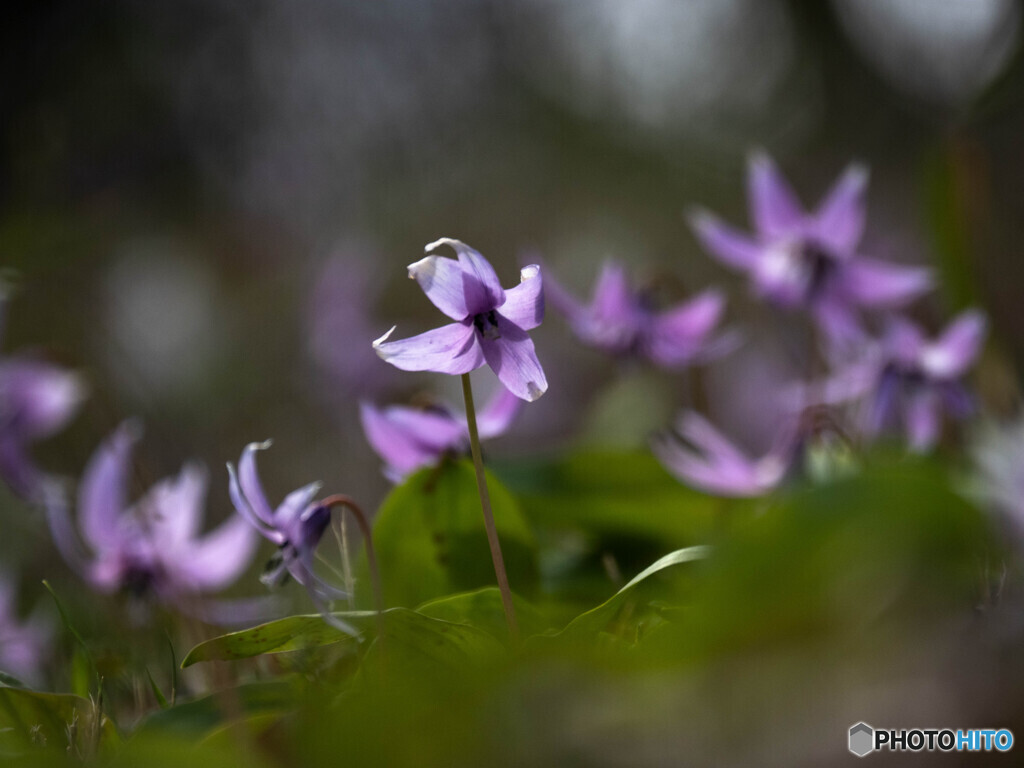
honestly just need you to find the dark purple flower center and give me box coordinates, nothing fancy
[121,561,158,598]
[800,241,838,300]
[472,310,501,340]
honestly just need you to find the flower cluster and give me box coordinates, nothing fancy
[0,151,1000,679]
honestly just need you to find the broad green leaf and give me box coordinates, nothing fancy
[650,455,994,661]
[367,459,538,609]
[181,613,375,667]
[183,607,506,670]
[500,450,723,547]
[555,545,711,639]
[359,608,505,676]
[134,681,295,738]
[416,587,553,643]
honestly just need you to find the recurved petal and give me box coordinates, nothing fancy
[645,290,726,367]
[359,401,464,479]
[426,238,505,315]
[237,440,276,525]
[142,462,208,550]
[812,163,869,254]
[407,254,472,321]
[921,309,987,380]
[498,265,544,331]
[474,385,522,439]
[652,432,766,498]
[0,358,86,439]
[42,479,92,575]
[228,460,284,545]
[78,421,139,552]
[748,152,804,238]
[688,210,762,271]
[176,513,259,592]
[480,316,547,402]
[373,322,484,375]
[841,257,933,308]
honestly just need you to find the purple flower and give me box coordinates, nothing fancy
[0,296,86,500]
[653,411,795,497]
[227,441,357,635]
[821,310,987,451]
[360,385,521,482]
[373,238,547,402]
[45,423,258,605]
[545,260,732,368]
[0,576,51,685]
[689,153,932,338]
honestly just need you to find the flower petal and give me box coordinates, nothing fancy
[274,481,323,543]
[142,462,207,550]
[812,163,868,254]
[841,257,933,308]
[228,459,284,545]
[480,316,547,402]
[498,264,544,331]
[238,440,276,525]
[541,263,589,328]
[921,309,987,380]
[748,152,804,238]
[176,513,259,592]
[0,358,86,439]
[42,479,91,575]
[688,210,762,271]
[645,290,726,367]
[360,401,465,479]
[373,322,484,375]
[426,238,505,315]
[78,421,139,552]
[407,254,472,321]
[474,385,522,439]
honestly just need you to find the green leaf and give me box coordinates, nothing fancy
[416,587,553,643]
[367,459,538,609]
[134,681,295,739]
[0,686,108,756]
[654,455,994,660]
[360,608,506,676]
[555,545,711,639]
[501,450,723,547]
[146,668,169,710]
[183,607,506,670]
[181,613,374,667]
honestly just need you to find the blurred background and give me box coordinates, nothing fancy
[3,0,1024,632]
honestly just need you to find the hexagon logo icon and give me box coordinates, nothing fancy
[849,722,874,757]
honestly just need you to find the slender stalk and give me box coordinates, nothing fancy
[461,373,519,644]
[319,495,385,645]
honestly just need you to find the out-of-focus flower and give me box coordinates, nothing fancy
[373,238,547,402]
[0,295,86,501]
[0,576,50,685]
[653,411,795,497]
[689,153,932,338]
[227,441,357,635]
[360,386,521,482]
[45,423,258,607]
[545,260,732,368]
[819,310,987,451]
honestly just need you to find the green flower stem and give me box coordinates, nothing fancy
[461,373,520,645]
